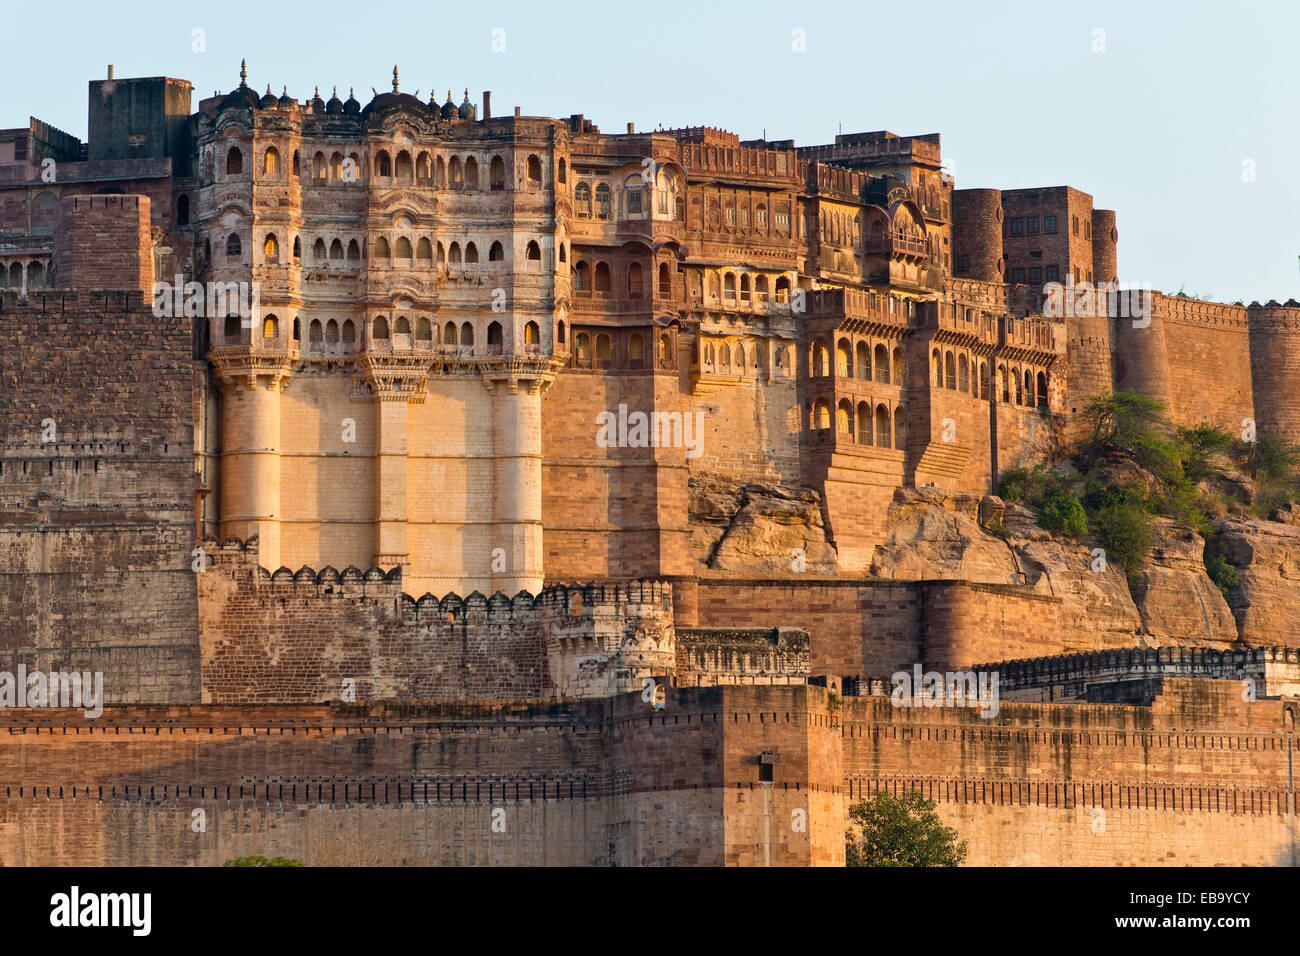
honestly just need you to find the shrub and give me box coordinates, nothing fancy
[1093,501,1152,583]
[997,464,1056,505]
[986,517,1011,540]
[1039,490,1088,537]
[1204,552,1239,598]
[1178,423,1233,482]
[222,855,305,867]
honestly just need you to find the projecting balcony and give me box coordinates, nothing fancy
[863,233,931,262]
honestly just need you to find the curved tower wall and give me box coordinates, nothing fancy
[952,189,1003,282]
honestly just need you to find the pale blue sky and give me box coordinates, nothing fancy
[6,0,1295,302]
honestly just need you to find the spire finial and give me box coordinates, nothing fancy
[239,59,247,87]
[314,85,320,96]
[393,65,399,93]
[463,87,469,99]
[266,83,272,94]
[349,87,355,98]
[332,85,338,96]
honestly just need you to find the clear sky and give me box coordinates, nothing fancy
[5,0,1295,303]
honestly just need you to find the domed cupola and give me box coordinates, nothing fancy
[458,88,475,121]
[310,86,325,112]
[440,90,457,121]
[325,86,343,113]
[343,87,360,114]
[219,59,262,112]
[277,86,295,109]
[258,84,279,109]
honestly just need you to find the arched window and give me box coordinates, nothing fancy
[376,150,392,178]
[575,332,590,364]
[558,158,567,184]
[395,316,411,337]
[628,262,644,298]
[998,364,1008,403]
[435,156,446,187]
[487,321,503,347]
[958,354,970,393]
[944,351,957,390]
[375,237,390,261]
[395,237,413,260]
[328,152,342,181]
[893,347,904,386]
[557,321,566,345]
[979,362,989,400]
[263,315,278,339]
[876,405,891,448]
[932,349,942,386]
[660,333,671,364]
[449,156,462,186]
[526,240,540,261]
[875,343,890,384]
[464,157,478,188]
[329,239,343,261]
[1037,371,1049,407]
[658,262,671,297]
[774,276,790,302]
[857,402,871,444]
[312,238,326,260]
[224,315,242,340]
[325,319,339,344]
[417,317,432,342]
[417,238,433,263]
[347,239,360,261]
[373,316,389,339]
[524,321,540,345]
[489,241,504,261]
[313,152,327,180]
[629,333,645,367]
[558,243,567,263]
[342,319,355,343]
[595,332,612,366]
[395,150,413,183]
[292,150,300,179]
[527,155,542,183]
[723,273,736,301]
[836,339,851,377]
[264,147,279,178]
[837,399,853,437]
[292,317,300,342]
[308,319,322,347]
[812,400,831,431]
[416,152,431,183]
[573,260,588,290]
[465,242,478,263]
[490,155,506,189]
[1024,370,1034,406]
[811,339,829,377]
[226,234,242,258]
[575,182,591,217]
[177,194,190,226]
[449,242,463,264]
[444,321,458,346]
[263,234,279,263]
[740,274,751,302]
[226,147,243,175]
[292,236,300,259]
[856,342,869,380]
[1014,368,1024,405]
[594,261,611,292]
[595,182,610,219]
[461,322,474,347]
[894,405,906,449]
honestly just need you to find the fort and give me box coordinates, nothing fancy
[0,64,1296,865]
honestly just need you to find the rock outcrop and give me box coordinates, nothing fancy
[1209,519,1300,646]
[690,475,838,574]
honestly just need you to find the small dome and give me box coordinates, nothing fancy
[343,87,360,113]
[458,88,475,121]
[277,86,294,109]
[325,86,343,113]
[440,90,457,121]
[310,86,325,112]
[258,84,278,109]
[219,60,260,112]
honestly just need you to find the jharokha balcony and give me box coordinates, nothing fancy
[863,232,931,261]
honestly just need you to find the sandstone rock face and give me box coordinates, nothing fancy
[1210,519,1300,645]
[869,486,1019,583]
[690,475,837,574]
[1130,519,1237,646]
[869,487,1241,650]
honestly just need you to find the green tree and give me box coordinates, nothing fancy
[845,791,967,867]
[1040,489,1088,537]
